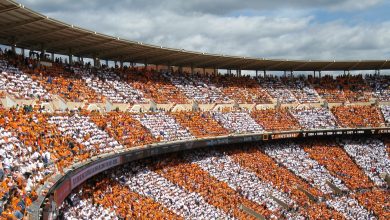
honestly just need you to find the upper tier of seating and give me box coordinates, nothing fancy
[1,54,389,105]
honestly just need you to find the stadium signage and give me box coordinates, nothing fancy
[71,156,122,189]
[206,138,229,146]
[271,133,300,139]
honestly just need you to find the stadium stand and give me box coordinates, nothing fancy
[251,108,300,131]
[257,76,298,103]
[212,110,264,133]
[331,105,385,128]
[280,76,320,103]
[132,112,194,141]
[0,27,388,220]
[289,107,339,129]
[166,72,229,104]
[0,58,51,101]
[309,75,372,103]
[381,105,390,125]
[365,75,390,102]
[170,111,229,138]
[86,111,156,147]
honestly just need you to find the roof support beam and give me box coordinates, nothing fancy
[266,61,286,71]
[218,59,247,69]
[347,61,361,71]
[98,46,134,59]
[192,56,226,67]
[72,39,118,54]
[292,62,310,71]
[0,17,45,32]
[0,5,20,13]
[17,27,68,44]
[130,48,168,61]
[47,33,93,48]
[320,62,335,71]
[147,52,187,65]
[377,60,388,70]
[237,60,261,70]
[169,54,206,66]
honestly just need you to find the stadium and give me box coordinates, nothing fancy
[0,0,389,219]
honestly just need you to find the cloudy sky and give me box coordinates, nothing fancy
[16,0,390,60]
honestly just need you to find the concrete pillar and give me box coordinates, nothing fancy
[319,71,322,78]
[313,71,316,78]
[256,70,258,78]
[105,60,109,66]
[290,71,293,77]
[120,61,123,68]
[214,68,218,75]
[263,70,266,77]
[11,45,16,54]
[51,52,55,61]
[21,48,25,57]
[284,71,287,77]
[68,54,73,65]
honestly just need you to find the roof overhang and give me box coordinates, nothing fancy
[1,0,389,71]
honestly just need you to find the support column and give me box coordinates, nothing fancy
[214,68,218,75]
[319,71,322,78]
[263,70,266,77]
[21,48,25,58]
[106,60,109,66]
[256,70,258,78]
[68,54,73,65]
[51,52,55,62]
[284,71,287,77]
[313,71,316,78]
[290,71,293,78]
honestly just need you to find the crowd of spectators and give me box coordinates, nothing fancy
[171,111,229,138]
[257,76,298,103]
[59,137,390,219]
[83,69,147,104]
[381,105,390,125]
[309,75,372,103]
[332,105,385,128]
[48,113,124,154]
[281,77,320,103]
[341,138,390,186]
[263,142,349,194]
[190,150,298,219]
[0,59,50,101]
[251,108,300,131]
[132,112,194,142]
[29,65,104,103]
[167,72,228,104]
[302,140,374,190]
[290,107,339,129]
[212,111,264,133]
[86,111,156,147]
[365,75,390,102]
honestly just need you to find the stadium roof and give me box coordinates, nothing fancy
[1,0,390,71]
